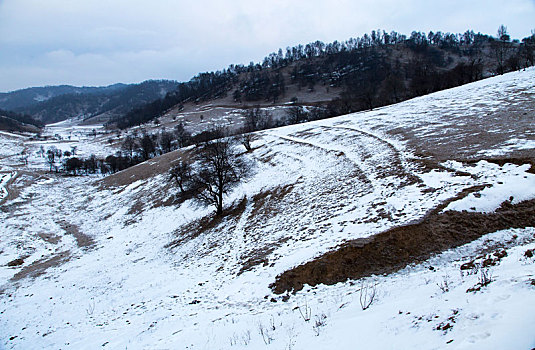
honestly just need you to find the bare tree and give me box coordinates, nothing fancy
[174,122,192,148]
[169,161,193,194]
[286,106,307,124]
[494,25,511,75]
[193,137,248,215]
[238,133,253,152]
[46,146,61,172]
[241,107,272,132]
[139,133,155,161]
[46,149,56,172]
[158,130,174,154]
[121,135,137,159]
[170,132,250,215]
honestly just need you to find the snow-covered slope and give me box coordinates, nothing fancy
[1,68,534,349]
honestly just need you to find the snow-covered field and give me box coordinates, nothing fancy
[0,119,115,172]
[0,68,534,349]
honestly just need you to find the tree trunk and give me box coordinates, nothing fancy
[216,195,223,215]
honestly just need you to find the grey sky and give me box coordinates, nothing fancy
[0,0,534,92]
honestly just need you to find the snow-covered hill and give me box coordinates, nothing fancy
[1,68,534,349]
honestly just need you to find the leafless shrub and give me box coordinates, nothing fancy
[313,313,327,336]
[258,322,274,345]
[467,267,494,293]
[241,330,251,346]
[360,281,377,310]
[479,268,493,286]
[86,298,96,316]
[286,325,296,350]
[437,275,450,293]
[269,316,276,331]
[297,298,311,322]
[229,334,238,346]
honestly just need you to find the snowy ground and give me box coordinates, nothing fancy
[0,69,534,349]
[0,171,15,200]
[0,118,115,172]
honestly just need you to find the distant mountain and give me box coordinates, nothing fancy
[0,80,179,125]
[0,84,127,111]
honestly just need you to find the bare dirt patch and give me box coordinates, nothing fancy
[239,237,291,275]
[271,192,535,294]
[166,197,248,250]
[57,220,95,250]
[10,251,71,282]
[38,233,61,245]
[98,148,195,190]
[7,257,26,267]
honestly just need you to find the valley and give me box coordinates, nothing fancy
[0,68,534,349]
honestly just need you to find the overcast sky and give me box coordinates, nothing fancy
[0,0,534,92]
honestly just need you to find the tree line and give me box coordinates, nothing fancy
[110,27,535,129]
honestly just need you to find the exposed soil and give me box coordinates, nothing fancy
[271,193,535,294]
[10,251,71,282]
[0,171,50,208]
[166,197,248,250]
[57,220,95,250]
[98,148,194,189]
[7,258,25,267]
[239,237,291,275]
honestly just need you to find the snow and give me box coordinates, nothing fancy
[0,171,15,199]
[0,68,534,349]
[0,118,116,172]
[444,161,535,213]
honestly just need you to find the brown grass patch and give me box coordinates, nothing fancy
[98,148,196,190]
[57,221,95,249]
[166,197,248,250]
[271,187,535,294]
[239,237,290,275]
[7,257,25,267]
[38,233,61,244]
[10,251,71,282]
[249,184,294,219]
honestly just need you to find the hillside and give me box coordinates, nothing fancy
[0,80,179,125]
[0,68,534,349]
[111,30,535,130]
[0,84,127,111]
[0,109,43,134]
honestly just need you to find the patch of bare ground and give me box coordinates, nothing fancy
[249,184,294,220]
[397,102,535,163]
[239,237,290,275]
[0,171,48,208]
[57,220,95,250]
[271,188,535,294]
[10,251,71,282]
[38,233,61,244]
[98,148,195,190]
[166,197,248,250]
[7,257,26,267]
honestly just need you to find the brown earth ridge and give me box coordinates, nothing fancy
[271,175,535,294]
